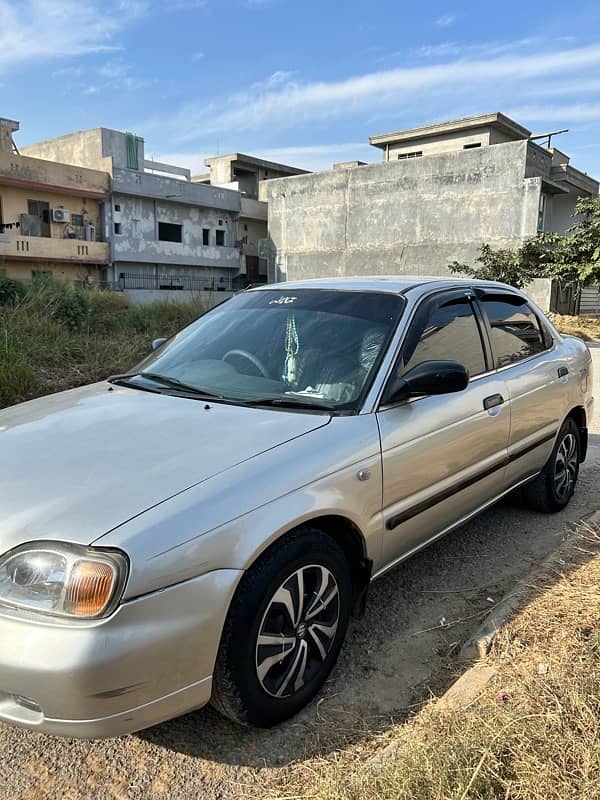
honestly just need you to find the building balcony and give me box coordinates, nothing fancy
[113,237,242,269]
[0,234,109,265]
[241,196,267,221]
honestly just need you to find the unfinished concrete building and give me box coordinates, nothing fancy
[23,129,242,300]
[194,153,308,284]
[0,118,110,284]
[262,113,599,312]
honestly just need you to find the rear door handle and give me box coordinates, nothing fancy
[558,366,569,379]
[483,393,504,410]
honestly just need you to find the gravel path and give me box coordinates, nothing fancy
[1,346,599,800]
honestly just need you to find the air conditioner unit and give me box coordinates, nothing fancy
[52,208,71,223]
[85,224,96,242]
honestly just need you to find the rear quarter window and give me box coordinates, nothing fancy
[481,295,547,367]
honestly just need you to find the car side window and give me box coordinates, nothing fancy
[480,295,546,368]
[401,296,486,378]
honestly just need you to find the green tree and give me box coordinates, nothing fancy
[448,241,542,289]
[536,196,600,293]
[449,196,600,295]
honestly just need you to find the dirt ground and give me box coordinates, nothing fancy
[1,345,599,800]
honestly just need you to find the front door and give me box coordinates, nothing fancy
[377,290,511,567]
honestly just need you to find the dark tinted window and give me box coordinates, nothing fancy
[481,296,546,367]
[402,297,486,378]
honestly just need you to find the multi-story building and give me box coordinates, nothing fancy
[194,153,308,284]
[262,112,599,312]
[23,128,242,299]
[0,118,109,284]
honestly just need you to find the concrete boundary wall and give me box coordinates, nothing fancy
[264,140,541,282]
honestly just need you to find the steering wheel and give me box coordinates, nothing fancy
[223,349,270,379]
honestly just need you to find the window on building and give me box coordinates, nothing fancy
[158,222,183,243]
[114,222,122,235]
[202,228,210,246]
[244,224,248,231]
[216,229,225,247]
[463,142,482,150]
[398,151,423,160]
[480,295,546,368]
[401,296,486,378]
[218,219,224,226]
[0,196,3,229]
[114,204,121,212]
[72,213,84,227]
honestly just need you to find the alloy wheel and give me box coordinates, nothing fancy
[554,432,578,501]
[255,565,340,699]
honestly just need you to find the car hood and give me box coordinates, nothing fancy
[0,383,330,553]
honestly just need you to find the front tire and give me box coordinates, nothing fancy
[211,528,352,727]
[523,418,580,513]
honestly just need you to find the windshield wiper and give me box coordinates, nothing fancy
[241,396,334,412]
[108,372,224,399]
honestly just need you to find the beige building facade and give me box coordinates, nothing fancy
[0,119,109,283]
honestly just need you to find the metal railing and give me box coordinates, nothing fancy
[117,272,233,292]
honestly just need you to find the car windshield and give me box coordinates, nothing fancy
[123,289,404,412]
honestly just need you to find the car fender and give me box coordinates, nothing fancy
[98,413,384,599]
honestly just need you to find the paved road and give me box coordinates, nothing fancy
[1,346,599,800]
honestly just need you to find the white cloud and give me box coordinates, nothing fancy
[254,142,373,171]
[410,36,535,60]
[435,13,456,27]
[191,51,205,61]
[169,0,208,9]
[507,102,600,123]
[155,142,373,173]
[166,42,600,143]
[0,0,145,70]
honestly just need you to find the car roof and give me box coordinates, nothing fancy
[251,275,519,296]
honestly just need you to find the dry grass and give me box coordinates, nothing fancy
[553,314,600,341]
[265,524,600,800]
[0,282,204,409]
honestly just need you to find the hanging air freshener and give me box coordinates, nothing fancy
[283,313,299,384]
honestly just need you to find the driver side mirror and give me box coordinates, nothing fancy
[382,360,469,406]
[152,337,168,351]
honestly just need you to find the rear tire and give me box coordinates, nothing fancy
[211,528,352,727]
[523,418,580,513]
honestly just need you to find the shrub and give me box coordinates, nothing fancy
[0,275,27,306]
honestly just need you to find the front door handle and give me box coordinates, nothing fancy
[483,393,504,410]
[558,366,569,379]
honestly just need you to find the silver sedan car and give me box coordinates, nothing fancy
[0,277,594,737]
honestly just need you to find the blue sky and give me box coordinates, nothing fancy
[2,0,600,176]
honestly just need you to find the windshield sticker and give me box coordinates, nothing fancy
[269,296,297,305]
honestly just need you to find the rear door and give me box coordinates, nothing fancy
[377,289,510,567]
[475,290,568,486]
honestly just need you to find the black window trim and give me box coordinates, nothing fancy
[473,288,554,371]
[377,287,491,409]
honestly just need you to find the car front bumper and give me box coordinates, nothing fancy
[0,568,242,738]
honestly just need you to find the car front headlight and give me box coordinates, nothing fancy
[0,543,128,619]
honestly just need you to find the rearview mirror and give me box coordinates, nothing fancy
[152,337,168,351]
[382,360,469,406]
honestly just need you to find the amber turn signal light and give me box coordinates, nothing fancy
[64,560,117,618]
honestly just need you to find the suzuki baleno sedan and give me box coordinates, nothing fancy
[0,277,594,737]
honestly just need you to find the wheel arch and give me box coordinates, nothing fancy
[566,405,588,462]
[252,514,372,618]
